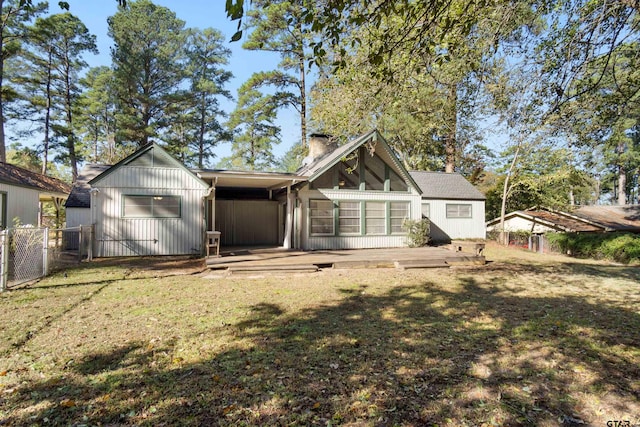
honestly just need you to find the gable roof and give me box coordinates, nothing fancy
[410,171,485,200]
[89,142,208,189]
[65,164,111,208]
[486,209,605,232]
[297,130,421,193]
[0,163,71,197]
[573,205,640,232]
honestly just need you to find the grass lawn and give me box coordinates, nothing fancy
[0,243,638,426]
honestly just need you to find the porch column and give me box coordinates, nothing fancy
[283,185,294,249]
[209,178,217,231]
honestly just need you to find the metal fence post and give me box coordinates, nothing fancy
[42,227,49,276]
[0,230,8,292]
[88,225,94,261]
[79,225,84,261]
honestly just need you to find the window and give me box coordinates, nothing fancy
[364,155,385,191]
[446,204,472,218]
[123,195,181,218]
[421,203,430,218]
[310,171,334,189]
[365,202,386,234]
[338,157,360,189]
[339,201,360,234]
[310,200,334,235]
[389,168,408,192]
[390,202,409,233]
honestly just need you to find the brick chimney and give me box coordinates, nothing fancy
[308,133,337,161]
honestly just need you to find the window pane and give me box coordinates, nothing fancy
[365,202,386,235]
[339,201,360,234]
[310,200,335,235]
[421,203,430,218]
[338,157,360,189]
[389,202,409,233]
[364,155,385,191]
[389,168,408,191]
[311,171,334,189]
[446,203,472,218]
[153,196,180,217]
[123,195,180,218]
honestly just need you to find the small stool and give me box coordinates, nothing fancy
[206,231,221,257]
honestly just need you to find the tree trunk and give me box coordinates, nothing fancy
[499,141,522,245]
[198,92,206,168]
[42,50,53,175]
[618,165,627,205]
[444,84,457,173]
[0,28,6,164]
[298,47,307,148]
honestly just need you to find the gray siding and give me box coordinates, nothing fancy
[66,207,90,228]
[0,183,40,226]
[424,199,486,242]
[92,166,208,257]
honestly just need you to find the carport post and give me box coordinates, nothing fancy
[283,185,293,249]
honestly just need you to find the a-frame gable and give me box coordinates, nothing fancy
[89,143,208,189]
[307,130,422,194]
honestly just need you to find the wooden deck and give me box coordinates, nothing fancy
[205,245,485,275]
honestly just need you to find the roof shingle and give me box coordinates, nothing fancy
[409,171,485,200]
[0,163,71,195]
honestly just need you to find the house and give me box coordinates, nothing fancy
[409,171,486,242]
[68,130,489,257]
[486,205,640,236]
[0,163,70,228]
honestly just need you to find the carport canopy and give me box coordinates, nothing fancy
[195,169,308,249]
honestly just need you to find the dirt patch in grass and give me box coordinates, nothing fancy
[0,243,638,426]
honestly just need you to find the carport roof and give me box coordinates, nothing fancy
[194,169,308,189]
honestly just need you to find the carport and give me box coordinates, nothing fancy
[195,170,307,249]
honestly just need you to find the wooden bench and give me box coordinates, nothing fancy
[450,240,485,256]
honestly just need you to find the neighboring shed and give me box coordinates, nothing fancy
[409,171,486,242]
[486,208,606,234]
[65,164,111,228]
[0,163,70,228]
[295,131,423,250]
[89,143,210,257]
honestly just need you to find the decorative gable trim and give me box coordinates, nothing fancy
[308,130,422,195]
[89,143,209,189]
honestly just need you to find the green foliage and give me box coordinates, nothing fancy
[278,142,307,172]
[402,218,431,248]
[226,74,281,170]
[108,0,187,147]
[546,232,640,264]
[242,0,311,147]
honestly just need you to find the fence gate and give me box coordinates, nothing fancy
[0,227,48,291]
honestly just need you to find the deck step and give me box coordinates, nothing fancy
[332,261,396,269]
[394,260,449,269]
[445,256,486,266]
[227,264,319,274]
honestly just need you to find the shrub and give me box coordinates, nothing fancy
[402,218,431,247]
[546,232,640,264]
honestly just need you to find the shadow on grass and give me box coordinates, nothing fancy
[3,274,639,426]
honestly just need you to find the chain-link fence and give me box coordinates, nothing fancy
[0,225,94,291]
[1,227,47,290]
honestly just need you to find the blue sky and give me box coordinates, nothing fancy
[53,0,301,162]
